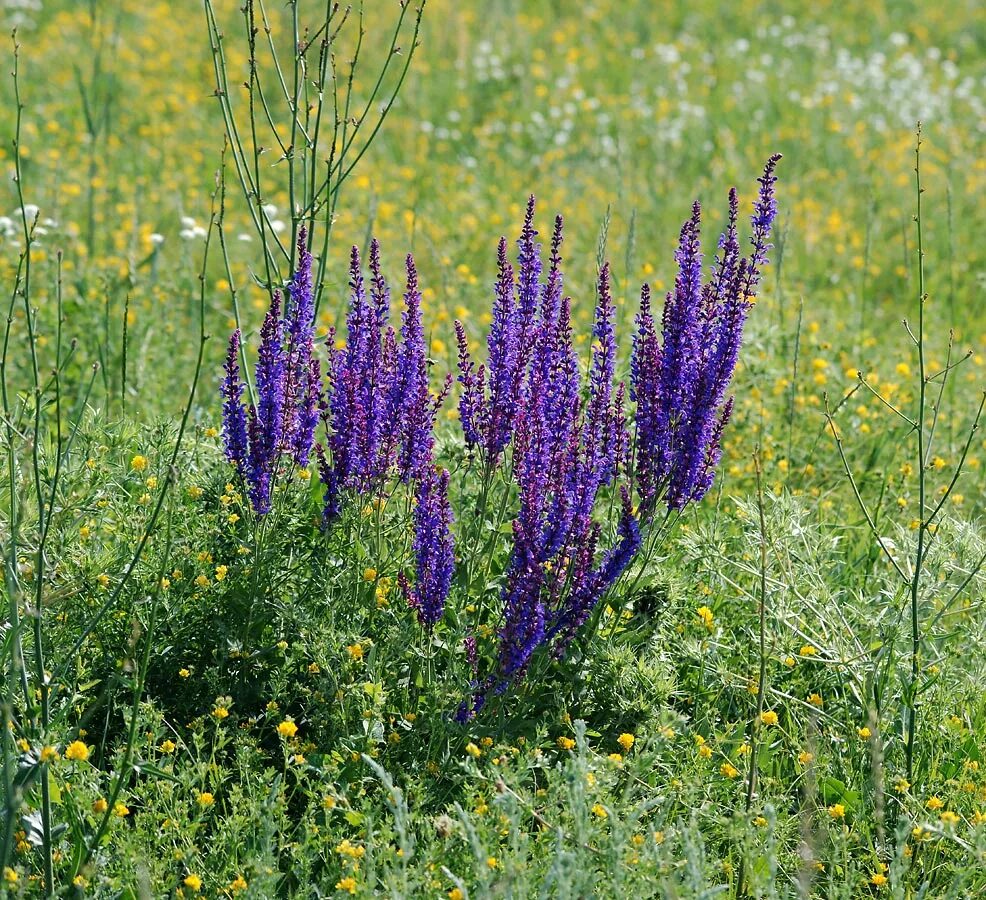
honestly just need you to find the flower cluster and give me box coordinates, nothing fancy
[631,154,782,512]
[455,211,640,716]
[455,158,779,715]
[221,158,779,717]
[316,244,449,520]
[221,228,319,514]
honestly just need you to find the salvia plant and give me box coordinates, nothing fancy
[221,155,781,717]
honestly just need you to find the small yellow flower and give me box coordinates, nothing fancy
[591,803,608,818]
[40,745,60,763]
[448,889,464,900]
[857,726,872,740]
[277,718,299,739]
[197,792,214,807]
[92,797,108,814]
[4,867,18,884]
[113,802,130,817]
[346,643,364,661]
[130,455,148,472]
[760,710,779,726]
[188,485,203,499]
[96,573,110,589]
[608,752,624,764]
[183,873,202,892]
[214,565,228,581]
[720,762,739,778]
[179,668,191,678]
[827,803,845,819]
[926,796,945,810]
[940,810,960,827]
[808,693,824,708]
[486,856,498,869]
[871,873,888,887]
[895,778,910,793]
[698,744,712,759]
[465,742,481,758]
[798,751,815,766]
[336,876,358,894]
[653,830,665,844]
[205,426,219,438]
[556,736,576,751]
[617,733,635,752]
[336,839,365,859]
[230,875,248,892]
[160,740,176,754]
[65,740,91,761]
[363,567,377,582]
[783,656,796,667]
[212,705,229,720]
[696,605,714,630]
[799,645,817,657]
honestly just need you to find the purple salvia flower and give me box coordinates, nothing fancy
[743,153,782,297]
[484,237,520,458]
[400,466,455,629]
[455,320,486,449]
[284,226,316,460]
[293,356,321,467]
[691,395,734,502]
[513,195,542,370]
[221,330,249,475]
[497,518,547,678]
[630,157,780,512]
[315,443,340,523]
[464,635,478,672]
[395,254,435,481]
[585,263,618,487]
[247,292,287,513]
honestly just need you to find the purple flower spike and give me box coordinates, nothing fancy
[221,330,249,475]
[401,466,455,629]
[219,232,321,514]
[631,156,781,512]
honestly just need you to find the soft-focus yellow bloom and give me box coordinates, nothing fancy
[277,718,299,739]
[64,741,90,761]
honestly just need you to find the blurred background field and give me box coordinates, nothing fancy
[2,0,983,391]
[2,0,985,505]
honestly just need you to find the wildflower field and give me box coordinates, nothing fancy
[1,0,985,896]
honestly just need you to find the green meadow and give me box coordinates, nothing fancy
[1,1,984,896]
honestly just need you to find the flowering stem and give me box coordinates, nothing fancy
[905,124,927,785]
[748,453,769,808]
